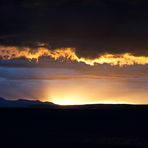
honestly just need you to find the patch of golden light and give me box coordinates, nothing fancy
[51,99,82,105]
[50,95,86,105]
[48,89,140,105]
[50,97,131,105]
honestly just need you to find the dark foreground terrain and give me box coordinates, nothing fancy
[0,99,148,147]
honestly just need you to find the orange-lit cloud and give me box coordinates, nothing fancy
[0,46,148,66]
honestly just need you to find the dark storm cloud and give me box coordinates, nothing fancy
[0,0,148,57]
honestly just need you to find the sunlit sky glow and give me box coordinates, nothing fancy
[0,64,148,105]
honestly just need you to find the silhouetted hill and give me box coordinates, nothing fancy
[0,98,148,147]
[0,97,148,110]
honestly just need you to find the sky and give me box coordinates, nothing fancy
[0,0,148,104]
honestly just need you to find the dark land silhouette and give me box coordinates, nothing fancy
[0,97,148,147]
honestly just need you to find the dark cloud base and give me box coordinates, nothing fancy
[0,0,148,57]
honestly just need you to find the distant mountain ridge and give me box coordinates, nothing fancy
[0,97,56,108]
